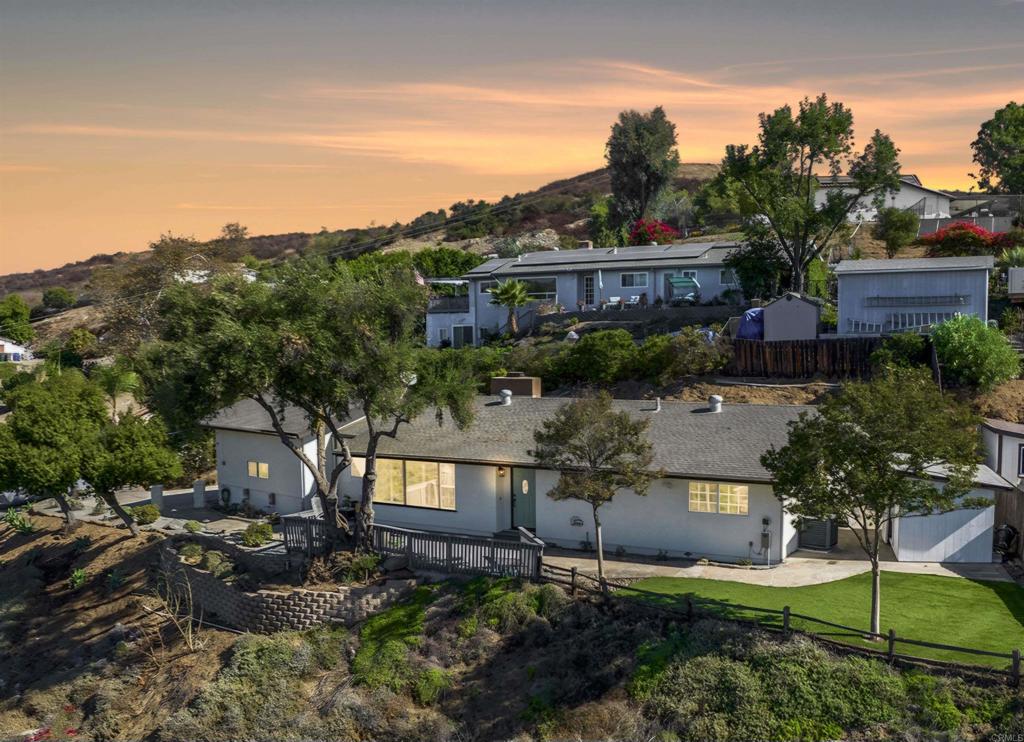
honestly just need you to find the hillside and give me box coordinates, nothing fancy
[0,164,720,303]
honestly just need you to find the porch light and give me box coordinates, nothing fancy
[497,466,507,477]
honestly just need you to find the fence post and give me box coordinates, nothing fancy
[405,533,413,568]
[783,605,790,634]
[887,629,896,662]
[445,537,453,573]
[570,567,578,596]
[1012,649,1021,688]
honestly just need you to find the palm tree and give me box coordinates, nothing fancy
[998,247,1024,268]
[90,362,140,420]
[488,280,531,335]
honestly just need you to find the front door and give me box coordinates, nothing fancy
[583,275,595,306]
[511,467,536,530]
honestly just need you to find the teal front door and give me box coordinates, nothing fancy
[511,467,536,530]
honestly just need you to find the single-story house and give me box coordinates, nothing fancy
[762,293,821,341]
[426,241,742,347]
[834,255,993,335]
[0,337,31,362]
[815,174,951,221]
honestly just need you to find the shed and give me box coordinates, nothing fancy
[762,293,821,342]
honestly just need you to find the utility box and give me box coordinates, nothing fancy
[798,519,839,551]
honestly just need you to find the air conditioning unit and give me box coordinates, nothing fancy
[1009,267,1024,301]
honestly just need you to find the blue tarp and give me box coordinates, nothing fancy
[735,307,764,340]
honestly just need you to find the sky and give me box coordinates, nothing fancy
[1,0,1022,275]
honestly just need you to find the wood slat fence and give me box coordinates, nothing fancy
[732,337,882,379]
[282,513,545,580]
[540,563,1021,686]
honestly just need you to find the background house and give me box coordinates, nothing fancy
[815,174,951,222]
[426,241,742,347]
[834,256,993,335]
[0,336,31,361]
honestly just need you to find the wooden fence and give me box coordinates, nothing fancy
[732,337,883,379]
[282,513,545,580]
[539,563,1021,686]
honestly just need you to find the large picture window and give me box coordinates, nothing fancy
[688,481,748,515]
[523,277,557,301]
[351,457,456,510]
[620,272,648,288]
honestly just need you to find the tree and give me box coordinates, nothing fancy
[0,294,34,344]
[723,235,789,300]
[142,257,474,552]
[720,94,902,292]
[42,287,75,311]
[872,208,920,259]
[530,392,660,582]
[0,371,106,525]
[587,197,626,248]
[81,413,182,536]
[90,359,141,420]
[606,106,681,227]
[762,368,980,635]
[971,102,1024,193]
[561,329,638,384]
[488,280,531,335]
[931,315,1021,391]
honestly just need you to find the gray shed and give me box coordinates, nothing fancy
[762,293,821,342]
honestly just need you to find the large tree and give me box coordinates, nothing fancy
[142,257,475,552]
[971,102,1024,193]
[0,294,34,345]
[720,93,902,292]
[761,368,980,635]
[488,280,531,335]
[606,106,681,228]
[530,392,660,582]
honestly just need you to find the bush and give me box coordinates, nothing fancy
[352,585,437,691]
[1000,306,1024,336]
[129,504,161,525]
[105,570,125,593]
[241,522,274,548]
[3,507,35,534]
[560,329,638,383]
[199,550,234,578]
[921,221,1000,257]
[183,520,203,534]
[645,327,731,382]
[870,332,928,370]
[413,667,452,706]
[68,568,88,591]
[872,207,920,258]
[932,315,1021,390]
[179,542,204,562]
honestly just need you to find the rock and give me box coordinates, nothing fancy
[380,555,409,572]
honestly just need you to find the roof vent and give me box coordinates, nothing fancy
[578,240,594,250]
[649,241,658,246]
[612,246,618,254]
[708,395,723,413]
[498,389,513,406]
[654,397,662,413]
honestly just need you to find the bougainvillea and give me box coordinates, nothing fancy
[629,219,680,245]
[921,221,1000,257]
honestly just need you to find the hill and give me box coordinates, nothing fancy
[0,164,720,304]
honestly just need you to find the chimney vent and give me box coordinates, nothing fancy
[708,395,723,413]
[499,389,513,406]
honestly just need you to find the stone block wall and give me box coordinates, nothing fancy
[159,542,415,633]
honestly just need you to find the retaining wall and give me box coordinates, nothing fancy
[159,542,415,633]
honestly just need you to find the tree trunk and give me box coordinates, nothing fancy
[356,452,377,553]
[314,424,345,553]
[791,264,806,294]
[51,492,77,526]
[870,560,881,637]
[102,492,140,536]
[592,504,605,585]
[508,307,518,336]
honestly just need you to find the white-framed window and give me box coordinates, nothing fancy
[720,269,736,285]
[688,481,748,515]
[350,457,456,510]
[479,280,498,294]
[439,327,451,344]
[679,270,697,279]
[247,461,269,479]
[620,272,648,289]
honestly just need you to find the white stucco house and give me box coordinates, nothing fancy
[0,336,31,362]
[815,174,952,222]
[426,241,742,348]
[834,255,993,335]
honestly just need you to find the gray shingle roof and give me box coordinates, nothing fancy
[204,397,359,439]
[463,242,740,279]
[834,256,994,274]
[339,396,814,483]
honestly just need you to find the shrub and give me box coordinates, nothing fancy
[654,327,731,382]
[129,504,161,525]
[560,329,638,383]
[71,535,92,555]
[870,332,928,370]
[179,542,204,562]
[3,507,35,534]
[921,221,1000,257]
[199,550,234,578]
[105,570,125,593]
[932,315,1021,390]
[872,207,920,258]
[342,552,381,583]
[241,522,273,548]
[820,303,838,330]
[183,520,203,534]
[413,667,452,706]
[1000,306,1024,336]
[351,586,437,691]
[68,568,88,590]
[630,219,680,244]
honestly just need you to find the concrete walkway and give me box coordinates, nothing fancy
[544,550,1012,587]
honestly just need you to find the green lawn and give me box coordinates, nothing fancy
[625,572,1024,669]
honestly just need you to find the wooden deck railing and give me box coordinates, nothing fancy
[282,512,545,580]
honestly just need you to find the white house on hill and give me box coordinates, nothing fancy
[814,174,952,222]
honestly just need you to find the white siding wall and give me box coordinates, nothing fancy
[815,183,950,221]
[984,427,1024,489]
[837,268,989,335]
[892,488,995,563]
[215,429,308,514]
[425,310,475,348]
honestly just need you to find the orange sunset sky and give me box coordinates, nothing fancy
[1,0,1023,275]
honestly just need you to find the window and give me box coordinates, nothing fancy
[720,269,736,285]
[688,481,748,515]
[350,457,456,510]
[523,277,557,301]
[452,325,474,349]
[620,272,648,289]
[679,270,697,279]
[479,280,498,294]
[247,461,269,479]
[1019,444,1024,478]
[439,327,450,344]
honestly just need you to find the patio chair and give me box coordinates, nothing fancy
[607,296,622,309]
[626,295,640,308]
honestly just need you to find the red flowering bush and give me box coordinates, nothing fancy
[630,219,680,245]
[921,221,999,257]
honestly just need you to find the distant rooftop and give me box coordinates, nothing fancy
[204,397,361,439]
[464,241,741,278]
[815,174,951,199]
[834,256,994,275]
